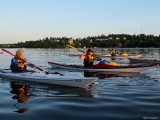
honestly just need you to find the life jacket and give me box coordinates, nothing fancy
[111,51,116,56]
[10,58,27,72]
[84,55,94,67]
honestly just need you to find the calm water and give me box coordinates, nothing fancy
[0,48,160,120]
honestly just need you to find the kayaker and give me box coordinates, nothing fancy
[10,49,45,72]
[80,49,103,67]
[110,48,116,56]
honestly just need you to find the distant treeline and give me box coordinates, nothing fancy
[1,34,160,48]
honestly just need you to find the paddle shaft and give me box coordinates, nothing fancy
[94,56,110,63]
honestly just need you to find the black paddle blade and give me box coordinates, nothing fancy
[46,72,63,76]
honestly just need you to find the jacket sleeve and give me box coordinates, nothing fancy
[11,58,18,67]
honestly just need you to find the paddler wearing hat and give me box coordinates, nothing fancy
[80,49,103,67]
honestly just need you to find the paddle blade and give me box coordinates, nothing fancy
[66,45,78,50]
[103,49,108,51]
[1,48,16,57]
[122,53,128,56]
[109,62,120,66]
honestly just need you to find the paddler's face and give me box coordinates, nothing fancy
[87,52,93,55]
[19,52,25,59]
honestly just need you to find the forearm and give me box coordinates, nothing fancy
[80,52,86,59]
[18,63,27,67]
[17,61,29,67]
[94,57,103,61]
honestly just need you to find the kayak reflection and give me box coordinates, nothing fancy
[35,84,97,99]
[84,71,149,79]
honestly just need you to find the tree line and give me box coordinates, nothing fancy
[1,34,160,48]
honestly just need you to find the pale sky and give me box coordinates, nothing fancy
[0,0,160,44]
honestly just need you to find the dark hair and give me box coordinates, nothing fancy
[87,49,93,52]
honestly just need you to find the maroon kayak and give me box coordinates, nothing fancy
[48,62,159,73]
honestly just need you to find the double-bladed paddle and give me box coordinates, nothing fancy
[67,45,120,66]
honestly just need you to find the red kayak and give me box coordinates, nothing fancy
[48,62,158,73]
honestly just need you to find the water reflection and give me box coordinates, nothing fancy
[9,81,97,113]
[84,71,149,79]
[10,82,38,113]
[35,84,97,98]
[13,104,29,114]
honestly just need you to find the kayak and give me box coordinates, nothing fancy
[69,53,144,58]
[93,54,111,57]
[129,58,160,64]
[110,53,144,59]
[0,70,97,88]
[48,62,158,73]
[69,54,111,57]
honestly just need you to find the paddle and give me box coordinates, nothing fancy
[67,45,120,66]
[1,49,62,75]
[121,53,128,56]
[103,49,128,56]
[103,49,108,51]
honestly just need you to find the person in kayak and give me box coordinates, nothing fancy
[80,49,103,67]
[10,49,45,72]
[110,48,117,56]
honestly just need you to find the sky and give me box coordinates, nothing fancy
[0,0,160,44]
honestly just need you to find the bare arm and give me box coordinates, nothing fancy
[80,52,87,59]
[94,57,103,61]
[17,60,30,67]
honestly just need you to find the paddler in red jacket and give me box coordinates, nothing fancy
[80,49,103,67]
